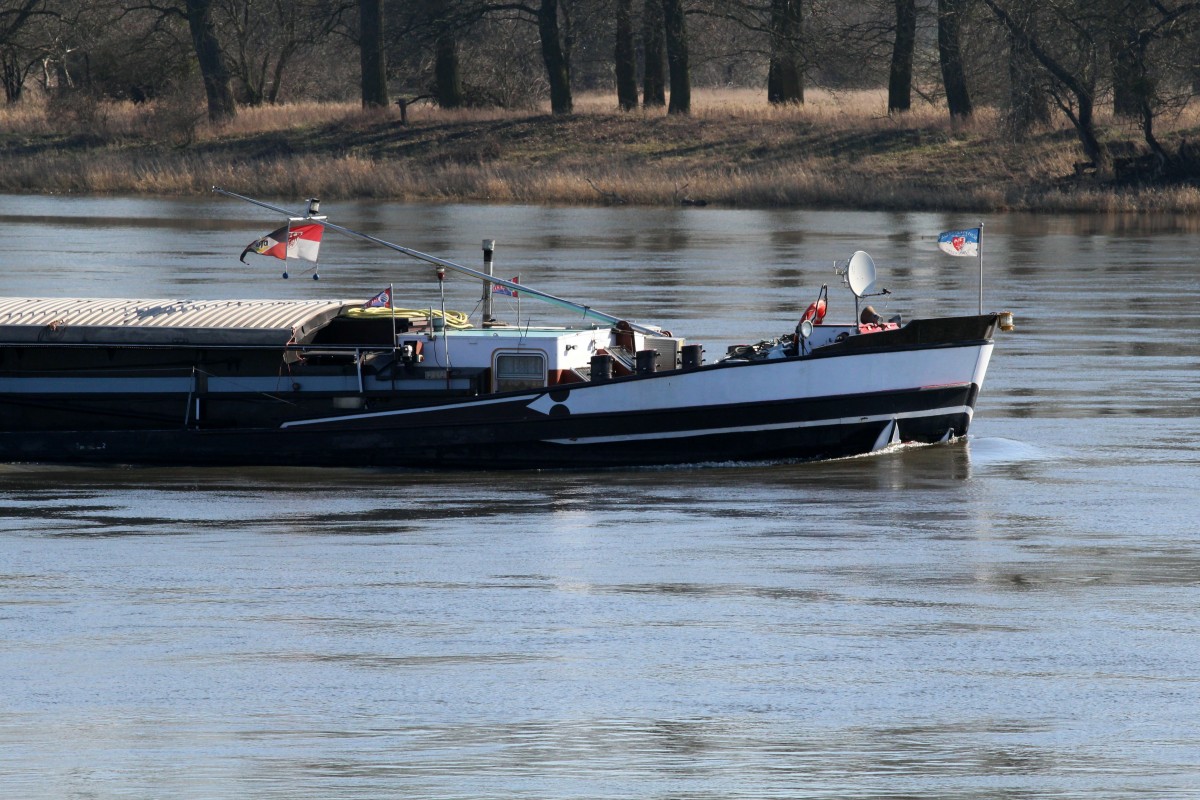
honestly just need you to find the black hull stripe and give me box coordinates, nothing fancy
[0,410,975,468]
[542,404,973,445]
[0,386,980,468]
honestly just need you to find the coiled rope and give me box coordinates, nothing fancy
[342,306,472,329]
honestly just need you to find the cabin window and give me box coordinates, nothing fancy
[494,352,547,392]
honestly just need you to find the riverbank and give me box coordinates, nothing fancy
[4,89,1200,212]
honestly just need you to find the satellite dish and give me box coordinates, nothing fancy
[847,251,877,298]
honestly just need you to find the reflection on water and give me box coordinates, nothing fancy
[1,197,1199,799]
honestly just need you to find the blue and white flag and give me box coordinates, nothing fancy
[938,228,980,257]
[362,287,391,308]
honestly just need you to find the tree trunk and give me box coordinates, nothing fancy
[538,0,572,114]
[1075,91,1104,170]
[1006,0,1049,136]
[661,0,689,114]
[358,0,388,109]
[614,0,638,110]
[435,31,464,108]
[2,50,25,104]
[937,0,972,118]
[888,0,916,113]
[1111,0,1151,118]
[431,0,463,108]
[1124,42,1162,163]
[767,0,803,104]
[1138,95,1167,167]
[185,0,236,122]
[1112,60,1139,117]
[642,0,665,107]
[267,43,297,105]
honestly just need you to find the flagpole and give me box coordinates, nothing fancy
[282,219,292,279]
[978,221,984,314]
[389,283,396,355]
[437,267,451,390]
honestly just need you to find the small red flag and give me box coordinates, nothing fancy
[492,276,520,297]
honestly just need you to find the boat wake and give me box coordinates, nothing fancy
[611,439,954,473]
[963,436,1055,466]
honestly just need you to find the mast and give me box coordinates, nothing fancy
[213,188,661,335]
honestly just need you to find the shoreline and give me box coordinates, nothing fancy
[4,93,1200,214]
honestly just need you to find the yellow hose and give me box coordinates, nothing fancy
[342,306,472,329]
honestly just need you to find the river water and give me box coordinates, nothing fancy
[1,196,1198,799]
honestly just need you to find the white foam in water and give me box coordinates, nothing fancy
[965,435,1055,465]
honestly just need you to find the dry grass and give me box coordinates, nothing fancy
[0,101,54,134]
[4,88,1200,211]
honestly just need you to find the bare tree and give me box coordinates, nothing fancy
[662,0,689,113]
[121,0,237,120]
[1005,0,1050,136]
[0,0,51,102]
[432,0,465,107]
[683,0,809,105]
[984,0,1200,174]
[185,0,236,120]
[389,0,473,107]
[359,0,387,107]
[614,0,638,109]
[536,0,572,112]
[767,0,802,103]
[1107,0,1200,165]
[463,0,572,113]
[643,0,665,106]
[979,0,1106,171]
[887,0,916,112]
[937,0,971,117]
[217,0,351,105]
[1111,0,1150,116]
[0,0,43,46]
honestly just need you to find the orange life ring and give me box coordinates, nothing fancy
[801,299,827,325]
